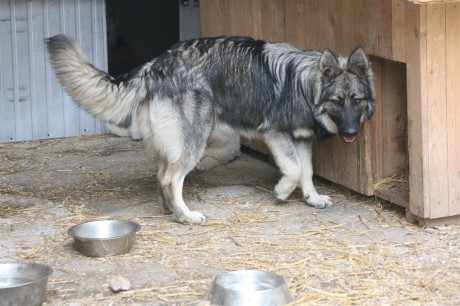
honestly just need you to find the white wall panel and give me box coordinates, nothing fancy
[0,0,107,142]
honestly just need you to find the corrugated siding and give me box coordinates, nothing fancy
[0,0,107,143]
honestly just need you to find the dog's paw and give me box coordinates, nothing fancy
[274,181,296,201]
[175,211,207,224]
[305,194,334,209]
[195,157,220,171]
[160,206,173,215]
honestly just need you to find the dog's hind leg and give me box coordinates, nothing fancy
[156,160,173,215]
[295,141,334,208]
[142,92,212,224]
[196,125,241,171]
[157,159,206,224]
[263,132,301,201]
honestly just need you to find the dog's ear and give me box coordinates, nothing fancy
[319,49,341,83]
[347,47,370,77]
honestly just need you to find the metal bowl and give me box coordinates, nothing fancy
[210,270,293,306]
[0,263,53,306]
[68,220,141,257]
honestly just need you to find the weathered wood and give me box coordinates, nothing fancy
[392,0,406,61]
[425,4,449,218]
[406,211,460,227]
[405,4,428,217]
[446,3,460,215]
[200,0,460,223]
[201,0,278,40]
[375,187,409,208]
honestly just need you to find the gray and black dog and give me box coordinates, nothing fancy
[47,35,375,224]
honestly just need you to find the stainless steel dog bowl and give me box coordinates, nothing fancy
[210,270,293,306]
[0,263,53,306]
[68,220,141,257]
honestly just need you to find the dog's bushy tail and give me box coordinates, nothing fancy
[47,35,145,125]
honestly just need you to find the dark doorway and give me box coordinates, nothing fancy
[106,0,179,76]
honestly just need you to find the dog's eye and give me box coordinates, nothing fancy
[354,99,364,105]
[331,98,341,104]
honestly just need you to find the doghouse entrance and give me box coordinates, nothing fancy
[371,57,409,208]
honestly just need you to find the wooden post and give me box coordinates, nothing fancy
[406,2,460,222]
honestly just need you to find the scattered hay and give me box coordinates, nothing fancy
[2,136,460,305]
[374,172,409,191]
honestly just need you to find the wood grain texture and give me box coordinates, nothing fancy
[446,2,460,215]
[425,4,448,218]
[405,4,428,217]
[200,0,460,221]
[201,0,278,40]
[392,0,407,62]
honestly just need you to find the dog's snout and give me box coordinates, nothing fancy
[343,127,358,137]
[341,127,358,143]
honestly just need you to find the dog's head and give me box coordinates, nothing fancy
[314,47,375,143]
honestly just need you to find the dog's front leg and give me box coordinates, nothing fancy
[295,141,334,208]
[263,132,301,201]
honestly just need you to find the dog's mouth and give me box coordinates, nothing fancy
[343,136,356,143]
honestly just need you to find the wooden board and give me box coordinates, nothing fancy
[446,3,460,215]
[375,188,409,208]
[200,0,460,222]
[200,0,278,41]
[407,0,460,3]
[405,4,427,217]
[202,0,410,60]
[425,4,449,218]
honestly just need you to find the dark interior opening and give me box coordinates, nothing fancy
[105,0,179,76]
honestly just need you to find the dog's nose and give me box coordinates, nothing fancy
[343,128,358,137]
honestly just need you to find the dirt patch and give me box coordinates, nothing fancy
[1,135,460,305]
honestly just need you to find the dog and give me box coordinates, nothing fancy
[106,114,241,171]
[106,112,143,140]
[47,35,375,224]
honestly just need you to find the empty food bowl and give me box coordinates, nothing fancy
[0,262,53,306]
[210,270,293,306]
[67,220,141,257]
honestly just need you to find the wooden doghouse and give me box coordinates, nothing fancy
[200,0,460,226]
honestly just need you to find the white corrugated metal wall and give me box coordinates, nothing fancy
[0,0,107,143]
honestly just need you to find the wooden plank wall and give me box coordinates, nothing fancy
[426,4,448,218]
[405,2,460,219]
[404,3,460,219]
[201,0,460,219]
[405,4,427,217]
[201,0,281,41]
[446,3,460,216]
[282,0,406,62]
[201,0,410,196]
[201,0,408,62]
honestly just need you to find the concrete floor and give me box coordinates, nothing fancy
[1,135,460,305]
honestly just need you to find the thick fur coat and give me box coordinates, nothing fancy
[47,35,375,224]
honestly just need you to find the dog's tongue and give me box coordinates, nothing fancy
[343,136,356,143]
